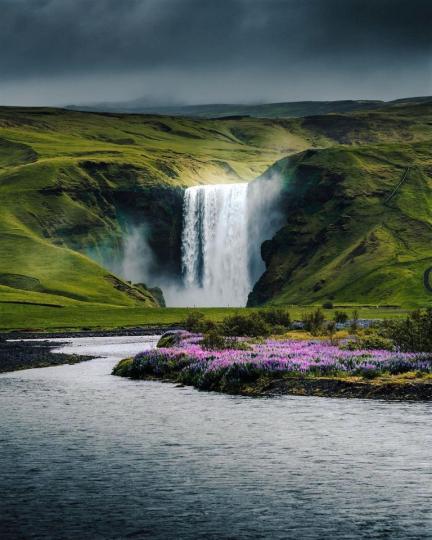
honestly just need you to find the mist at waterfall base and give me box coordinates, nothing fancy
[247,174,286,286]
[119,225,156,284]
[164,176,284,307]
[87,223,156,289]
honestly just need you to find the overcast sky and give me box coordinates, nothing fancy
[0,0,431,106]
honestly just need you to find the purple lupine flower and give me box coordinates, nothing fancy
[133,332,432,382]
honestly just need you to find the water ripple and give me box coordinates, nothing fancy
[0,336,431,539]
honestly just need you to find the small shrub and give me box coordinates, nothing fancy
[382,308,432,352]
[341,334,395,351]
[182,311,204,331]
[112,358,133,376]
[322,301,333,309]
[259,308,291,328]
[157,332,181,348]
[334,311,349,324]
[271,324,288,335]
[221,312,270,337]
[202,331,252,351]
[181,311,216,333]
[350,310,360,334]
[302,308,325,335]
[326,321,337,344]
[201,329,229,350]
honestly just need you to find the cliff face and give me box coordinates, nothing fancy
[248,140,432,308]
[76,162,184,281]
[0,159,182,307]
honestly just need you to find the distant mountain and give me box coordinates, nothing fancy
[67,96,431,119]
[67,99,383,118]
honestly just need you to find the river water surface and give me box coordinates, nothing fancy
[1,336,431,539]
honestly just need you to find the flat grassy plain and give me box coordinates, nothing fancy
[0,302,412,332]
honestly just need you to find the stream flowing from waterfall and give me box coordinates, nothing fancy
[1,336,431,539]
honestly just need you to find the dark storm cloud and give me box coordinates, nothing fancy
[0,0,430,104]
[1,0,430,77]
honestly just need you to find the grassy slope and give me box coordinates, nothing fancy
[0,107,311,314]
[249,103,432,307]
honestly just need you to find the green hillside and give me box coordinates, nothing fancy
[0,107,312,312]
[249,133,432,307]
[0,101,431,323]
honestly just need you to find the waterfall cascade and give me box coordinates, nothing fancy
[181,183,251,307]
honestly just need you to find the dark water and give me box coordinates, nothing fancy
[1,336,431,540]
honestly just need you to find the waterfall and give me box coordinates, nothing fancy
[89,173,283,308]
[181,183,251,307]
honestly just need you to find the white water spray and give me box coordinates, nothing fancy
[180,183,251,307]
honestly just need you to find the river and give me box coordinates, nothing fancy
[0,336,431,539]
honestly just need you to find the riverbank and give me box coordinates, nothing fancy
[0,327,168,373]
[260,374,432,400]
[0,340,94,373]
[113,363,432,401]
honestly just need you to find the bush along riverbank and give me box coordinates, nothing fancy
[113,310,432,400]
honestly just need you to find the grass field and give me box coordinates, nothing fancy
[0,302,412,332]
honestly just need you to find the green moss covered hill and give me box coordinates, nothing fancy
[0,99,431,320]
[249,101,432,308]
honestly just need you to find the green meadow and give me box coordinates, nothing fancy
[0,301,411,332]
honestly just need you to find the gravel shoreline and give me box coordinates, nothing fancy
[0,340,94,373]
[0,325,178,341]
[0,327,173,373]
